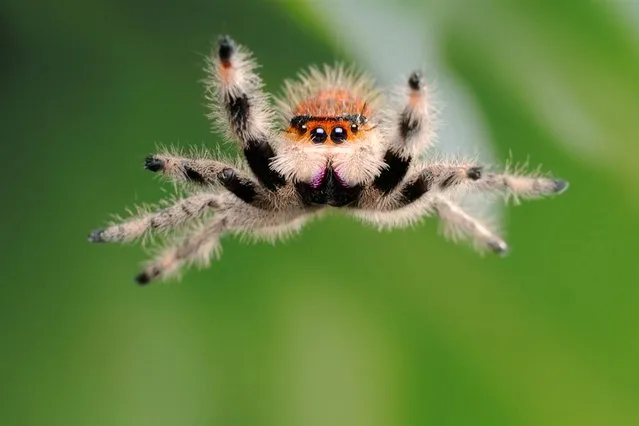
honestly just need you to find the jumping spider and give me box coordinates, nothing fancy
[89,35,569,284]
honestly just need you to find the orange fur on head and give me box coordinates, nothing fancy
[275,65,380,122]
[293,89,371,117]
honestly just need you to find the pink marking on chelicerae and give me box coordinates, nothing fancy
[310,168,326,188]
[332,169,348,187]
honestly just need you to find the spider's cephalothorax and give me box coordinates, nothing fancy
[88,35,569,284]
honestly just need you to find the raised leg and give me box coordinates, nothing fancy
[88,193,221,243]
[373,71,433,194]
[204,35,285,190]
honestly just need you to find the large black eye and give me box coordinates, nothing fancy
[331,126,347,144]
[310,127,327,144]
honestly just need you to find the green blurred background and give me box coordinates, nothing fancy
[2,0,639,425]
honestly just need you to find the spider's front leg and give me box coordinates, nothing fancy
[144,152,268,207]
[373,71,431,194]
[205,35,286,191]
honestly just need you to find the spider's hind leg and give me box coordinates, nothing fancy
[88,193,222,244]
[431,195,508,254]
[135,216,227,284]
[134,203,311,284]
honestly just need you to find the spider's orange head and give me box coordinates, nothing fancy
[277,65,379,146]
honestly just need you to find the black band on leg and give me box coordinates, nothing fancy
[399,171,434,206]
[373,150,411,194]
[227,93,250,136]
[399,109,421,140]
[439,172,457,190]
[244,140,286,191]
[218,168,258,204]
[183,166,207,185]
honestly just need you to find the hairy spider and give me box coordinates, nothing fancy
[88,35,569,284]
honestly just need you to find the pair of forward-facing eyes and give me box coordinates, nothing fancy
[289,116,364,144]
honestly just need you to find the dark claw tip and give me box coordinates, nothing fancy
[88,229,105,243]
[467,166,483,181]
[217,35,235,62]
[553,180,569,194]
[489,241,509,256]
[217,167,236,183]
[144,155,164,172]
[134,272,151,285]
[408,71,423,90]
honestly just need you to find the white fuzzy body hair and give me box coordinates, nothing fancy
[89,35,569,284]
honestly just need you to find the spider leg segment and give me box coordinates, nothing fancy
[205,35,286,191]
[350,195,507,254]
[374,71,431,194]
[359,162,484,210]
[144,152,245,186]
[430,195,508,254]
[88,193,221,244]
[472,171,569,200]
[144,152,269,207]
[352,163,568,253]
[362,161,568,211]
[134,216,227,284]
[135,204,311,284]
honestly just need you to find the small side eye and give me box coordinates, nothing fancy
[350,123,359,133]
[331,127,347,144]
[310,127,327,144]
[290,115,310,134]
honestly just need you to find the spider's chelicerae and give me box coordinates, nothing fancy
[89,35,569,284]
